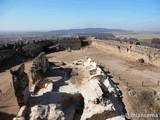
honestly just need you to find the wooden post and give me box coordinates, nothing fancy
[142,81,144,87]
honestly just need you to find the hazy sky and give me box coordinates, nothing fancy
[0,0,160,31]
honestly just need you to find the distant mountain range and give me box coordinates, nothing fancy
[48,28,129,34]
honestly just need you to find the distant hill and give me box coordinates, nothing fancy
[48,28,129,34]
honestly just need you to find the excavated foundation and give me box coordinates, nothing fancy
[12,53,126,120]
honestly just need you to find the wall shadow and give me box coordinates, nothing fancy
[0,112,16,120]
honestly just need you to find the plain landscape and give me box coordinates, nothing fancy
[0,30,160,120]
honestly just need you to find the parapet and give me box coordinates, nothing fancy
[92,39,160,67]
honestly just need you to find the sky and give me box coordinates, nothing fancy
[0,0,160,31]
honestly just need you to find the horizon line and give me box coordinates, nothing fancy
[0,27,160,33]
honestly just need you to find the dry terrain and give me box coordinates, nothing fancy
[0,45,160,120]
[114,32,160,43]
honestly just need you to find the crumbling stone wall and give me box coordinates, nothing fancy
[0,38,82,64]
[151,38,160,44]
[92,40,160,67]
[0,40,53,64]
[0,49,14,63]
[10,63,30,107]
[30,52,49,87]
[58,39,81,50]
[22,40,53,57]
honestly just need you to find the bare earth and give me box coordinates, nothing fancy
[114,32,160,43]
[0,45,160,120]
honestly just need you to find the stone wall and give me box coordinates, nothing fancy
[0,49,14,63]
[0,40,53,64]
[58,39,81,50]
[92,40,160,67]
[151,38,160,44]
[10,63,30,107]
[12,52,50,119]
[0,38,81,64]
[22,40,53,57]
[30,52,49,88]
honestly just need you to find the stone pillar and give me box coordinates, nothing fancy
[10,63,30,107]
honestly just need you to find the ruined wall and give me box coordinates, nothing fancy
[22,40,53,57]
[0,40,53,64]
[58,39,81,50]
[30,52,49,87]
[92,40,160,67]
[10,63,30,107]
[0,38,82,64]
[0,49,14,63]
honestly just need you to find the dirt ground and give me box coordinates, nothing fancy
[0,45,160,120]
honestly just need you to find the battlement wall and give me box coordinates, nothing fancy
[0,38,82,64]
[92,40,160,67]
[0,49,15,63]
[58,39,81,50]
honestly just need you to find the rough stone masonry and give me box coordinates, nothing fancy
[30,52,50,93]
[10,63,30,107]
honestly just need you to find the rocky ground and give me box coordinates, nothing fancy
[0,45,160,120]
